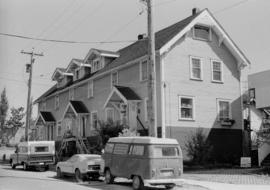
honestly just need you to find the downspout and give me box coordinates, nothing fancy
[160,55,166,138]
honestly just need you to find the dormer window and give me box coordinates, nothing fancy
[193,25,211,41]
[92,59,103,73]
[74,68,80,80]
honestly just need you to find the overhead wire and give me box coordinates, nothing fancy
[24,0,77,50]
[213,0,250,14]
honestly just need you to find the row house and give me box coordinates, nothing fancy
[34,8,250,162]
[248,70,270,166]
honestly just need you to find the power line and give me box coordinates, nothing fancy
[213,0,250,14]
[0,76,52,87]
[0,32,136,44]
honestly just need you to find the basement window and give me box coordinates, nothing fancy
[193,25,211,41]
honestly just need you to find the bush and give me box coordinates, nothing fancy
[185,128,213,165]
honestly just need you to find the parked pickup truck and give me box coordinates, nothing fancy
[10,141,55,171]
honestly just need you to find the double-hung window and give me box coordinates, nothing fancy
[140,60,148,81]
[69,88,74,100]
[190,56,203,80]
[179,96,195,120]
[91,111,98,129]
[111,72,118,88]
[217,99,231,120]
[105,108,114,121]
[88,80,93,98]
[211,60,223,82]
[55,95,59,110]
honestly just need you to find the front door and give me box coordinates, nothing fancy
[81,116,86,137]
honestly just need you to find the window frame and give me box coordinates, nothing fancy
[211,59,223,83]
[111,71,118,88]
[217,99,232,121]
[69,88,74,100]
[178,95,195,121]
[189,56,203,81]
[144,97,149,122]
[91,111,98,129]
[87,80,94,98]
[140,59,148,82]
[74,67,80,80]
[55,95,59,110]
[193,25,212,41]
[105,107,114,121]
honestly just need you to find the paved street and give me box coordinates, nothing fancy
[1,162,270,190]
[0,163,205,190]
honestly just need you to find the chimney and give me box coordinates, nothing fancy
[138,33,147,40]
[192,8,200,15]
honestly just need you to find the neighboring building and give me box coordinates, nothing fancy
[34,8,250,163]
[248,70,270,166]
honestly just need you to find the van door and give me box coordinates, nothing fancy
[111,143,129,177]
[151,145,182,179]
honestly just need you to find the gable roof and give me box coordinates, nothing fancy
[35,9,250,103]
[39,111,56,122]
[69,100,89,114]
[115,86,141,101]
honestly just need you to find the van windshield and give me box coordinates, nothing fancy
[34,146,49,152]
[153,146,179,157]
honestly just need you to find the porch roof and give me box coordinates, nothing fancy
[69,100,89,114]
[40,111,56,122]
[103,86,141,108]
[115,86,141,101]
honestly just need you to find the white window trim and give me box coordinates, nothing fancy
[178,95,195,121]
[91,111,98,129]
[216,98,232,121]
[211,59,224,83]
[140,59,148,82]
[74,67,80,80]
[192,25,212,41]
[69,88,74,100]
[111,71,118,88]
[144,97,149,122]
[189,56,203,80]
[105,107,114,121]
[55,95,59,110]
[87,80,94,98]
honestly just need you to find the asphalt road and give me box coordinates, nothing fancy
[0,163,206,190]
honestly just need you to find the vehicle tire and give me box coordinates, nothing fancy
[56,167,62,178]
[165,184,176,189]
[44,165,49,171]
[132,175,144,190]
[23,163,28,171]
[104,169,114,184]
[75,169,83,182]
[10,160,16,169]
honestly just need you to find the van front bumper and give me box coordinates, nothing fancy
[144,178,183,186]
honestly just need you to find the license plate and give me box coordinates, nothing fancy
[161,171,173,177]
[39,162,44,165]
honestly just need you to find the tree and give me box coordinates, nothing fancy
[6,107,25,137]
[185,128,213,165]
[0,88,9,137]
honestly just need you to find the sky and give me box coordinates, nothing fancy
[0,0,269,118]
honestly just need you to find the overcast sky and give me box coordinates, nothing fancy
[0,0,269,117]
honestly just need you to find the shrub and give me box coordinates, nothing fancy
[185,128,213,165]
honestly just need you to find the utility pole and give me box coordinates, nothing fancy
[21,49,43,141]
[143,0,157,137]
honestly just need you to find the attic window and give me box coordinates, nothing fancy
[92,59,103,73]
[193,25,211,41]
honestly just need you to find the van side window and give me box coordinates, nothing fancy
[113,143,129,155]
[132,145,144,156]
[105,143,114,153]
[19,146,28,153]
[154,147,179,157]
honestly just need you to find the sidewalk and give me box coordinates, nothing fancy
[181,179,270,190]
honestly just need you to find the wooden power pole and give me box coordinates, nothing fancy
[146,0,157,137]
[21,49,43,141]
